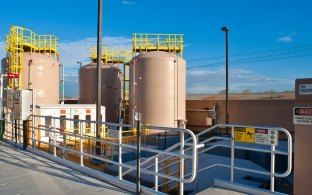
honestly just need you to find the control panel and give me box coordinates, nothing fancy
[13,90,31,120]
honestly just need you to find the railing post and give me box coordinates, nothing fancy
[270,145,275,192]
[80,121,84,166]
[135,112,142,194]
[230,126,235,182]
[118,120,123,180]
[53,118,56,157]
[155,157,158,191]
[22,120,28,149]
[180,131,185,195]
[14,119,18,144]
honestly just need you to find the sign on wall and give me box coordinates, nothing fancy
[294,107,312,125]
[299,84,312,95]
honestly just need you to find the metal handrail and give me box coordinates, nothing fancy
[5,114,200,195]
[132,33,184,56]
[90,47,132,63]
[194,124,292,193]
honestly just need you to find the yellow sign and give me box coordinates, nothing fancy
[245,127,255,143]
[234,127,255,143]
[234,127,246,142]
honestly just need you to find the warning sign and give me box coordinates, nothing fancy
[254,128,278,146]
[294,107,312,125]
[255,128,268,145]
[234,127,246,142]
[234,127,278,146]
[245,127,255,143]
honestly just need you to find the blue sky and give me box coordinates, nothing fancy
[0,0,311,96]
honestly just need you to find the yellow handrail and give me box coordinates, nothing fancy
[90,47,132,64]
[6,26,58,89]
[132,33,184,56]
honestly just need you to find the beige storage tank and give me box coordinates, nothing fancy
[1,53,60,104]
[129,51,186,132]
[23,52,60,104]
[79,63,122,123]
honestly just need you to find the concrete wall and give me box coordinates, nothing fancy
[294,78,312,195]
[186,99,295,134]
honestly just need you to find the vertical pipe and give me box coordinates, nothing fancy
[173,57,176,127]
[32,90,36,148]
[176,55,179,128]
[122,64,126,121]
[270,145,275,192]
[230,126,234,182]
[136,113,141,194]
[80,121,84,166]
[132,60,136,125]
[118,120,123,180]
[14,119,17,143]
[62,64,65,104]
[155,157,158,191]
[96,0,103,155]
[53,118,56,156]
[0,75,3,111]
[22,120,28,149]
[221,26,229,133]
[179,131,185,195]
[225,29,229,128]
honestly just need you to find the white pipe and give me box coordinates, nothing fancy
[179,131,184,195]
[230,126,235,182]
[118,120,123,180]
[270,145,275,192]
[155,157,158,191]
[53,118,56,157]
[80,121,84,166]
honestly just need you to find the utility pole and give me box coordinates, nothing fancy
[221,26,229,132]
[96,0,103,155]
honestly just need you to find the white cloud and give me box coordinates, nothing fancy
[122,1,135,5]
[59,36,132,66]
[0,41,6,60]
[276,35,293,43]
[186,66,292,94]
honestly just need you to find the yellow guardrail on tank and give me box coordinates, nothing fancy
[6,26,58,89]
[132,33,184,56]
[90,47,132,64]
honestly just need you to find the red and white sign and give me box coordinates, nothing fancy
[294,107,312,125]
[7,73,19,78]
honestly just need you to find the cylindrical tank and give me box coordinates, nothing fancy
[79,63,122,123]
[23,52,60,104]
[2,52,60,104]
[129,51,186,132]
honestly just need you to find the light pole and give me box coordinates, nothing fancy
[77,61,82,68]
[96,0,103,155]
[221,26,229,130]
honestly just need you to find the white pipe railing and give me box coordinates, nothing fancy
[194,124,293,193]
[4,114,201,195]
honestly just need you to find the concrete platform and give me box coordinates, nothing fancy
[0,141,132,195]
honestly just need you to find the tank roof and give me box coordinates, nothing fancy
[132,33,184,56]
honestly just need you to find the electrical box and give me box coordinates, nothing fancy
[6,89,14,110]
[13,90,31,120]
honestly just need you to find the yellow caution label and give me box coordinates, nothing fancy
[234,127,246,142]
[245,127,255,143]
